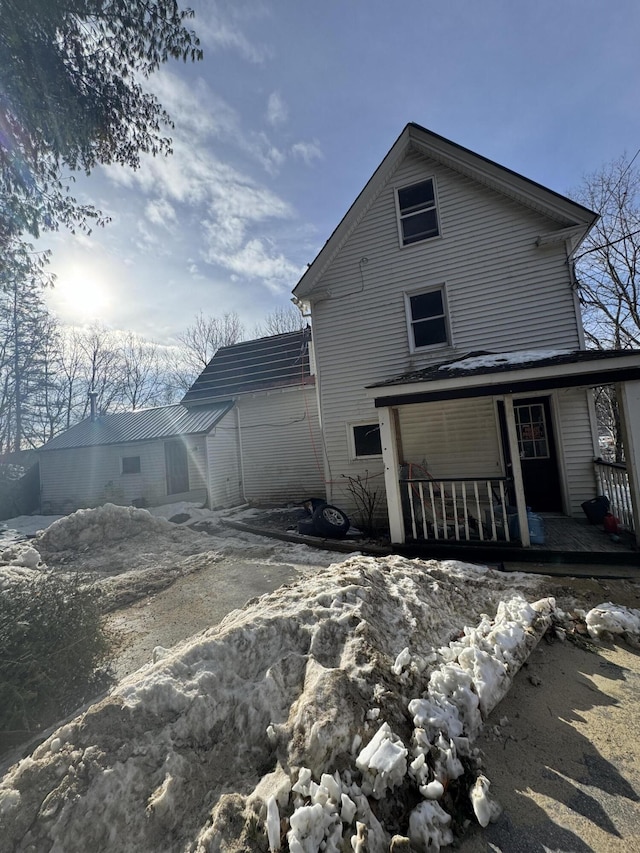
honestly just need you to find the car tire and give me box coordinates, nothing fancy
[297,518,317,536]
[312,503,350,538]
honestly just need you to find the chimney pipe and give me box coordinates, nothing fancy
[88,392,98,422]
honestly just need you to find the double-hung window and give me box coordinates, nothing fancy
[406,287,449,350]
[396,178,440,246]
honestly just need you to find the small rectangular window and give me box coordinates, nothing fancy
[352,424,382,457]
[406,287,449,350]
[122,456,141,474]
[397,178,440,245]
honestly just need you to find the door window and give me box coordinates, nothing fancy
[514,403,549,459]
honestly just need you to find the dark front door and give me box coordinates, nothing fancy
[165,439,189,496]
[498,396,563,513]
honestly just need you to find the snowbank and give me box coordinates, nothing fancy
[0,555,552,851]
[36,503,188,553]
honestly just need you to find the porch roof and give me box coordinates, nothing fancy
[367,348,640,407]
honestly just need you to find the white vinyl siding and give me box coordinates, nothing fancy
[555,388,598,517]
[308,148,588,515]
[40,436,209,514]
[206,412,242,508]
[398,399,503,478]
[236,385,324,505]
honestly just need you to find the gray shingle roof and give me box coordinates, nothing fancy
[369,349,640,388]
[181,328,313,405]
[38,402,232,452]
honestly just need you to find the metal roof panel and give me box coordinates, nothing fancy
[39,402,232,451]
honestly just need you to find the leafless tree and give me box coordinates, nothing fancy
[253,305,306,338]
[571,153,640,460]
[173,311,244,391]
[572,153,640,350]
[76,324,125,417]
[120,332,173,410]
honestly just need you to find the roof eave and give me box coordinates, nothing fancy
[367,352,640,407]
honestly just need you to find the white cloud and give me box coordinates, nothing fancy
[145,198,178,227]
[195,1,271,63]
[291,140,323,165]
[203,235,303,292]
[100,64,305,297]
[266,91,288,126]
[147,72,287,176]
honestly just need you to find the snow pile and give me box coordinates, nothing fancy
[0,555,552,852]
[585,602,640,641]
[36,503,190,553]
[31,503,217,580]
[0,543,42,570]
[0,565,42,590]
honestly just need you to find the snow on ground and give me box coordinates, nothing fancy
[0,503,338,611]
[0,513,62,543]
[1,502,639,851]
[0,549,555,852]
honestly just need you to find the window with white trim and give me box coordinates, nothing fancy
[406,286,449,350]
[351,424,382,458]
[122,455,141,474]
[396,178,440,246]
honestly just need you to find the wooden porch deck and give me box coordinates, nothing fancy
[399,514,638,566]
[532,515,637,554]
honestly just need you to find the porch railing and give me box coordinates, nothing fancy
[593,459,635,534]
[399,476,513,543]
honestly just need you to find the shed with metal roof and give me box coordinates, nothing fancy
[38,402,236,514]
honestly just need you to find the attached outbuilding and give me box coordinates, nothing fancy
[38,403,232,514]
[182,327,324,505]
[38,328,325,514]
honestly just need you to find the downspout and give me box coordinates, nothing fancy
[567,248,587,350]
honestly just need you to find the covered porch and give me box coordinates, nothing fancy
[368,349,640,552]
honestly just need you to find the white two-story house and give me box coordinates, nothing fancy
[293,123,640,549]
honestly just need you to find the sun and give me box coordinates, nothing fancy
[47,262,112,323]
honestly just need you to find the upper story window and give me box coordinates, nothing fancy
[396,178,440,246]
[406,286,450,351]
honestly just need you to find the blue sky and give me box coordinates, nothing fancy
[44,0,640,343]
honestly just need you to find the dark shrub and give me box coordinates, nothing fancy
[0,572,114,743]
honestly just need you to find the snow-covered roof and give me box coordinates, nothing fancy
[38,402,232,452]
[368,349,640,405]
[181,328,313,405]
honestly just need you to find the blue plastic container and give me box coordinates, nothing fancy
[508,509,546,545]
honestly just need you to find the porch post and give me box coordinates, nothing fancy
[615,380,640,545]
[503,394,531,547]
[378,406,404,544]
